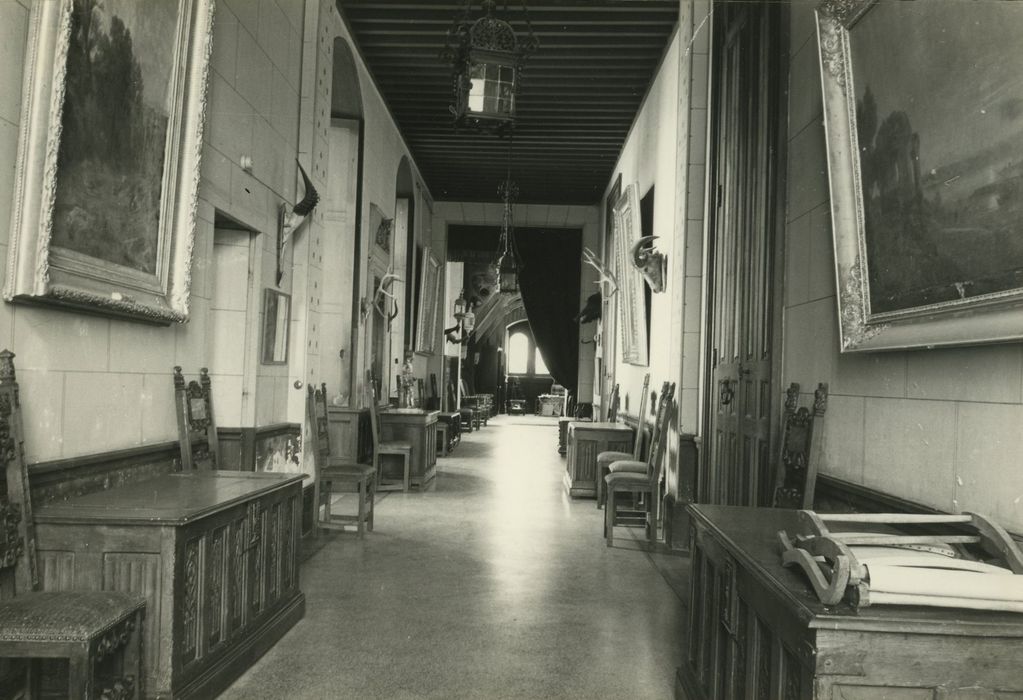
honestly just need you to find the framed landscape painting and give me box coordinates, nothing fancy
[613,183,648,365]
[817,0,1023,351]
[3,0,215,324]
[415,248,441,355]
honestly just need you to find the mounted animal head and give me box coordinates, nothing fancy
[630,235,667,293]
[582,247,618,296]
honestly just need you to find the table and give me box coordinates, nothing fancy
[379,409,439,489]
[537,394,564,417]
[34,471,305,699]
[678,504,1023,699]
[563,421,632,498]
[436,411,461,455]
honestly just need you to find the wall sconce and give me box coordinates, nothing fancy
[445,289,475,345]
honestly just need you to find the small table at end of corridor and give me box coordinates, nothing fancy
[563,421,633,498]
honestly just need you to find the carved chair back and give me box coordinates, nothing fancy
[0,350,38,596]
[173,366,221,471]
[631,373,651,460]
[365,372,383,458]
[605,383,620,422]
[771,382,829,509]
[306,383,332,471]
[646,381,676,484]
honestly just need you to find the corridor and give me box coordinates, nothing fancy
[221,416,688,699]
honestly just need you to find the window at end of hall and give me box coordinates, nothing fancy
[506,323,550,377]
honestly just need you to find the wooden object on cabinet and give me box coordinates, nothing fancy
[34,471,305,699]
[1,349,146,699]
[771,382,828,510]
[563,421,632,498]
[677,504,1023,700]
[604,382,675,546]
[379,409,439,490]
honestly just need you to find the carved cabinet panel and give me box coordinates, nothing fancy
[677,505,1023,700]
[35,472,305,699]
[564,421,632,498]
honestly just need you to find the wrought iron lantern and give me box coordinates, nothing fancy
[496,177,519,294]
[441,0,538,132]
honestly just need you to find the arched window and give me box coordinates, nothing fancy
[505,322,550,377]
[507,332,530,374]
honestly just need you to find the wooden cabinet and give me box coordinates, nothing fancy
[564,421,632,497]
[379,409,439,489]
[678,504,1023,700]
[34,472,305,699]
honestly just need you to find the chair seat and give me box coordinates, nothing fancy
[379,441,412,453]
[597,450,633,467]
[322,462,375,479]
[605,470,650,489]
[608,459,647,474]
[0,592,145,643]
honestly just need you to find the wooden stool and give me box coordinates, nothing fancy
[319,467,376,537]
[0,592,146,699]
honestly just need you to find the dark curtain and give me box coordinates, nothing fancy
[514,228,582,395]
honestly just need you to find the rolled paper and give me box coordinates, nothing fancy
[868,592,1023,614]
[866,564,1023,603]
[852,546,1012,575]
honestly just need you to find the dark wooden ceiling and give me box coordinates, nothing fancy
[337,0,679,205]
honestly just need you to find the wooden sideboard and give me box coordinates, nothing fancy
[34,471,305,699]
[678,504,1023,700]
[564,421,632,497]
[379,409,439,489]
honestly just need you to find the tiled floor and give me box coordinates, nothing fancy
[220,415,689,699]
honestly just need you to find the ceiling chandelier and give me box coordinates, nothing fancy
[440,0,538,133]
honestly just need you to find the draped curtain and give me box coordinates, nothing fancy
[514,228,582,396]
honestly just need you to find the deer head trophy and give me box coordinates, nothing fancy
[630,235,667,293]
[373,269,402,324]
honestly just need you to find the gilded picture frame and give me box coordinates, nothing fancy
[613,183,648,365]
[3,0,215,324]
[818,0,1023,352]
[415,248,441,355]
[261,288,291,365]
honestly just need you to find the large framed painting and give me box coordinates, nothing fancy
[613,183,648,365]
[818,0,1023,351]
[3,0,215,324]
[414,248,441,355]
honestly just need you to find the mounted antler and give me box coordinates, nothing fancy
[582,247,618,296]
[277,161,320,284]
[630,235,667,293]
[373,270,403,323]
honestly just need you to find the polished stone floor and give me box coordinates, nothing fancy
[220,415,688,699]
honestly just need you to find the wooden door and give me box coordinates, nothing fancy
[703,2,784,507]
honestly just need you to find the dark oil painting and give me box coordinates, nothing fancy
[850,2,1023,315]
[52,0,179,275]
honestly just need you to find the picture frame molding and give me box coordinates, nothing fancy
[613,182,648,366]
[414,248,441,356]
[3,0,216,325]
[817,0,1023,352]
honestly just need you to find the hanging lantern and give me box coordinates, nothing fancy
[499,251,518,294]
[453,290,467,319]
[441,0,538,132]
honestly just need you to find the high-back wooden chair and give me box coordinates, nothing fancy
[595,373,650,508]
[0,350,146,698]
[172,366,220,470]
[604,381,676,547]
[308,382,376,537]
[772,382,828,509]
[365,379,413,492]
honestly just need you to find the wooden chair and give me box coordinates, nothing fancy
[772,382,828,509]
[172,366,221,470]
[366,385,413,493]
[596,373,651,509]
[308,382,376,537]
[604,381,675,547]
[0,349,146,698]
[604,383,620,422]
